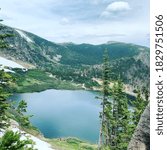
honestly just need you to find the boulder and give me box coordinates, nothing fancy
[128,104,150,150]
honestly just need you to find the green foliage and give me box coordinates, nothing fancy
[110,57,149,89]
[108,80,133,150]
[59,43,141,65]
[15,100,32,127]
[16,100,27,114]
[98,49,148,150]
[0,23,150,90]
[132,89,148,126]
[47,137,97,150]
[0,19,13,49]
[98,49,113,148]
[19,115,31,127]
[0,16,15,129]
[0,25,9,49]
[10,69,81,93]
[0,70,14,129]
[0,17,35,149]
[0,130,35,150]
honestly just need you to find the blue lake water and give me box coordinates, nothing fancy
[10,90,101,143]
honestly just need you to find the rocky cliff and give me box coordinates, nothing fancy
[128,104,150,150]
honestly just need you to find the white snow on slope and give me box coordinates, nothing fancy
[28,135,54,150]
[0,120,54,150]
[0,56,24,68]
[1,68,15,73]
[15,29,34,43]
[11,128,54,150]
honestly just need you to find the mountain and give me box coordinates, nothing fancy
[0,24,150,91]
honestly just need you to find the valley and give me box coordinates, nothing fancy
[0,24,150,94]
[0,23,150,150]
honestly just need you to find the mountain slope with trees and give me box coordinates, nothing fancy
[0,22,149,149]
[0,23,149,92]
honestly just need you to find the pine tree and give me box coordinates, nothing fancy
[0,11,31,128]
[97,50,133,150]
[0,12,35,149]
[0,70,13,129]
[0,17,12,49]
[0,130,35,150]
[111,80,133,150]
[0,14,14,129]
[17,100,27,114]
[16,100,32,127]
[98,49,146,150]
[98,49,113,149]
[133,89,148,126]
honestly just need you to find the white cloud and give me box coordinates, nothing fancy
[107,1,130,12]
[101,1,131,18]
[60,17,70,25]
[0,0,149,46]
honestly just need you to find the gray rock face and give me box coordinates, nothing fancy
[128,104,150,150]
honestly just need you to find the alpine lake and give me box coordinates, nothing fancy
[10,90,101,143]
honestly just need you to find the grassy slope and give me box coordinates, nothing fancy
[10,69,82,93]
[22,126,98,150]
[46,138,97,150]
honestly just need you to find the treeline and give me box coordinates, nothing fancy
[43,57,149,91]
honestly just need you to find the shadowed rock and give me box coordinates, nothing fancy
[128,104,150,150]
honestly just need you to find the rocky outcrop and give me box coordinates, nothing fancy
[128,104,150,150]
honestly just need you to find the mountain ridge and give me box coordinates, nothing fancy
[0,23,150,91]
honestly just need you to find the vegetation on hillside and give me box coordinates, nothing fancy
[0,19,102,150]
[0,23,149,92]
[47,138,97,150]
[97,50,149,150]
[9,69,81,93]
[0,13,150,150]
[0,19,35,149]
[0,130,35,150]
[0,69,13,129]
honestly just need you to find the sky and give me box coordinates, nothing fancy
[0,0,149,46]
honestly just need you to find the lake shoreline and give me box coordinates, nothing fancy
[10,90,101,143]
[13,85,136,99]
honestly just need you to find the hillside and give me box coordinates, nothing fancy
[0,24,150,91]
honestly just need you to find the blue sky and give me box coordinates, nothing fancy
[0,0,149,46]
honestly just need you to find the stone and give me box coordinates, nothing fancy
[128,104,150,150]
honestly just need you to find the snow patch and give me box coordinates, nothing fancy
[0,56,24,68]
[15,29,34,43]
[2,68,15,73]
[0,120,54,150]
